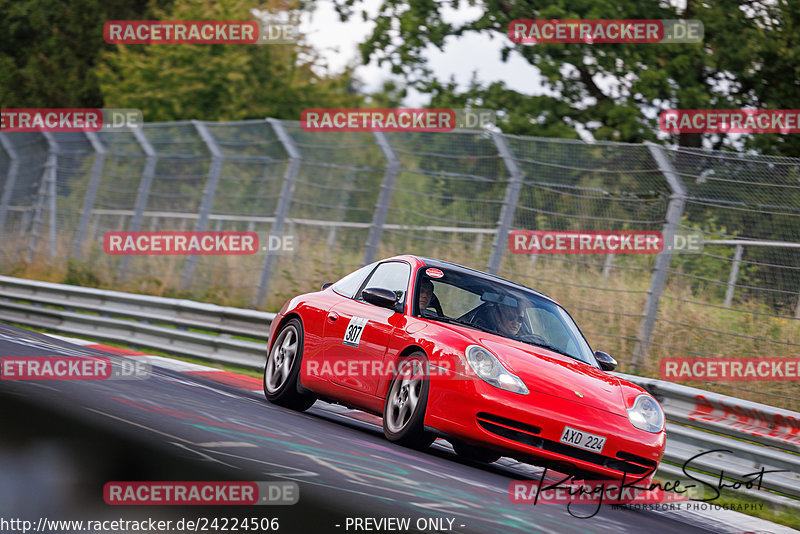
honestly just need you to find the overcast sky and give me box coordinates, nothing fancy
[295,0,549,105]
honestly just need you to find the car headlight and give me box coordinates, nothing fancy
[627,394,664,433]
[465,345,528,395]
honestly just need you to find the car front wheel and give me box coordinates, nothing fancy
[263,318,316,411]
[383,353,435,449]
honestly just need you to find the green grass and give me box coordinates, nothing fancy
[3,240,798,412]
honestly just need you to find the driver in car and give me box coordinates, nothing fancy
[475,301,523,337]
[495,303,524,337]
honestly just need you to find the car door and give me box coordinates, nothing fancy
[322,260,411,396]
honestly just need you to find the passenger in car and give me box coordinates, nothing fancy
[419,279,434,311]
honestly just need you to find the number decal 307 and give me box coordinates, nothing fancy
[343,317,368,347]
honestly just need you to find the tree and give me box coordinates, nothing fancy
[333,0,800,155]
[96,0,364,121]
[0,0,165,107]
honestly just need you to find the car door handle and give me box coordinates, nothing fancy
[327,312,339,322]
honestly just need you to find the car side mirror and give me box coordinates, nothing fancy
[321,282,333,290]
[594,351,617,371]
[362,287,400,311]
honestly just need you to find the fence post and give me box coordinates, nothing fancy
[73,132,107,258]
[43,133,59,259]
[119,128,157,281]
[255,119,300,306]
[0,133,19,242]
[603,254,614,278]
[487,130,524,275]
[27,133,59,262]
[796,291,800,319]
[631,142,687,373]
[182,121,224,288]
[363,132,400,265]
[724,244,744,307]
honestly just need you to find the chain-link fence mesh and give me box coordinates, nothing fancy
[0,121,797,410]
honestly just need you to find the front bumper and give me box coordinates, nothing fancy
[426,375,665,480]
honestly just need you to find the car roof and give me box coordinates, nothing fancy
[406,255,559,306]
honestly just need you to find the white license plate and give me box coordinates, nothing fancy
[559,426,607,453]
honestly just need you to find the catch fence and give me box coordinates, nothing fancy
[0,120,798,409]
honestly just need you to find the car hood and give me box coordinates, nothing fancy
[475,334,627,416]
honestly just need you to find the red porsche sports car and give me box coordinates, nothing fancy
[263,255,666,481]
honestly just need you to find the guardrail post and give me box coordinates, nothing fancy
[487,130,524,275]
[0,133,19,242]
[119,128,157,281]
[27,133,59,262]
[73,132,107,258]
[182,121,224,288]
[724,243,743,307]
[363,132,400,265]
[631,142,687,372]
[255,119,300,306]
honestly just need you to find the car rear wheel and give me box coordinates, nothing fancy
[263,318,316,411]
[452,441,502,464]
[383,353,435,449]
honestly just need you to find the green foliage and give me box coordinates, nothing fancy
[336,0,800,156]
[671,214,748,300]
[0,0,363,121]
[0,0,165,107]
[96,0,364,121]
[63,258,103,287]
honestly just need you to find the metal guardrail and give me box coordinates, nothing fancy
[0,275,798,508]
[0,275,274,369]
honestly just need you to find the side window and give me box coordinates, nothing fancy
[331,263,376,299]
[359,261,411,305]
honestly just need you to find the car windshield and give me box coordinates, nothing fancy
[415,267,596,366]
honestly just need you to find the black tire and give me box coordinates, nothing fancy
[382,353,435,449]
[263,318,316,411]
[452,441,502,463]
